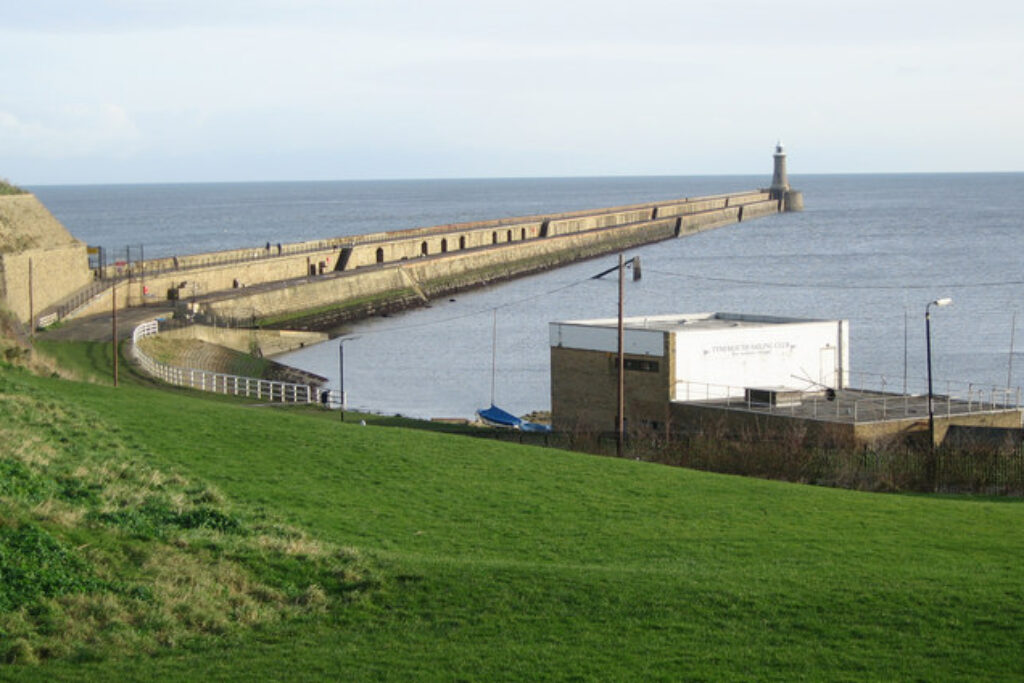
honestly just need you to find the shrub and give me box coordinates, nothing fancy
[0,179,26,196]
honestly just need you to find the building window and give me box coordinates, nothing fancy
[610,356,660,373]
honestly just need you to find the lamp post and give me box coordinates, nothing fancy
[337,336,358,422]
[617,253,625,458]
[338,339,345,422]
[926,298,952,453]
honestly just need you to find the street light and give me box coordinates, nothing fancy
[337,335,359,422]
[926,297,952,453]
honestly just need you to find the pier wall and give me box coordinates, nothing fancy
[738,199,783,222]
[45,189,782,329]
[73,247,344,318]
[198,208,738,328]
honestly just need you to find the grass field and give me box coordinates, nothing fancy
[2,341,1023,680]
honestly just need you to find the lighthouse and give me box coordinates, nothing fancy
[770,141,789,193]
[768,141,803,212]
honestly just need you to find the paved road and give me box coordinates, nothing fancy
[38,305,177,343]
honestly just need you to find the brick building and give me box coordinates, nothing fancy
[550,312,1020,446]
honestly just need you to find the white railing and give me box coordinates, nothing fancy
[674,378,1022,423]
[844,370,1023,404]
[132,319,160,344]
[130,320,317,404]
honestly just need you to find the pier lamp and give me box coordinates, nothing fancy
[337,335,358,422]
[925,298,953,453]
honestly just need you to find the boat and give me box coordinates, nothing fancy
[476,404,552,432]
[477,404,522,428]
[475,311,552,433]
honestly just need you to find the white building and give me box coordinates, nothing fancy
[550,311,1021,447]
[549,312,849,434]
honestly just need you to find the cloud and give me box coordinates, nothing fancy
[0,104,142,159]
[2,0,1022,182]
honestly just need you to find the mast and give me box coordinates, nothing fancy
[490,309,497,406]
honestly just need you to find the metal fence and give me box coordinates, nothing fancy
[130,319,317,403]
[36,278,113,329]
[674,376,1022,424]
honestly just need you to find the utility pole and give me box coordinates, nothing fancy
[617,252,625,458]
[125,245,131,307]
[28,258,34,341]
[592,254,639,459]
[1008,312,1017,391]
[112,282,119,387]
[140,244,145,305]
[339,340,345,422]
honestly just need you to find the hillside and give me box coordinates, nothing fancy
[0,193,81,254]
[2,341,1023,680]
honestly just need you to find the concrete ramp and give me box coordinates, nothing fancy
[399,267,430,302]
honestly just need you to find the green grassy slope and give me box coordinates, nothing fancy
[4,347,1024,680]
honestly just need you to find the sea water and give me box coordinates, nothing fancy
[31,173,1024,419]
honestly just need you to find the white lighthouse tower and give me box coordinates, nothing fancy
[768,141,803,212]
[770,141,789,193]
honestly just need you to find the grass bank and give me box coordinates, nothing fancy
[2,340,1023,679]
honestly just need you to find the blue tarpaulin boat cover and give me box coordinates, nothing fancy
[477,404,521,428]
[477,405,552,432]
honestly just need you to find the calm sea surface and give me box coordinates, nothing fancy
[31,173,1024,419]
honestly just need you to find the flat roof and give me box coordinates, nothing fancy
[675,388,1021,425]
[553,312,836,333]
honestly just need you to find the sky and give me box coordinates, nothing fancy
[2,0,1022,185]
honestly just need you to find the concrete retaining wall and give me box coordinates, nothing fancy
[203,266,410,322]
[342,220,547,268]
[726,191,772,206]
[0,194,93,323]
[75,247,346,318]
[654,198,728,218]
[155,324,327,357]
[739,199,782,222]
[670,401,1023,447]
[203,217,682,325]
[0,244,92,322]
[547,208,655,236]
[66,278,130,320]
[678,207,743,235]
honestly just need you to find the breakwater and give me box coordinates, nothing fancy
[188,190,781,329]
[27,188,784,330]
